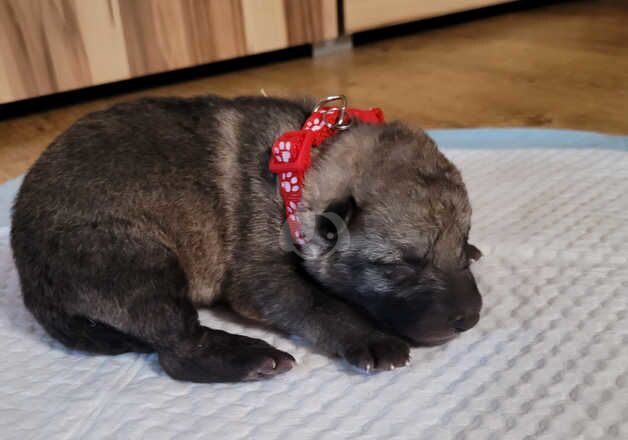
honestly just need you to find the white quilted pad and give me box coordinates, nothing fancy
[1,129,627,439]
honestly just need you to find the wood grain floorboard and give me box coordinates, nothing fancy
[0,0,626,183]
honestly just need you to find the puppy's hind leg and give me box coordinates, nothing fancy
[20,228,294,383]
[85,292,296,382]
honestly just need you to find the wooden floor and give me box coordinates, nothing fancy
[0,0,626,183]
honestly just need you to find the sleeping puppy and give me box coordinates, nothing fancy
[11,95,482,382]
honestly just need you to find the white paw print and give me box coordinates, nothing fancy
[290,221,306,245]
[295,227,305,243]
[305,117,326,132]
[281,172,300,193]
[286,200,298,214]
[273,141,292,162]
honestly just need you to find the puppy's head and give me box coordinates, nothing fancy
[298,122,482,346]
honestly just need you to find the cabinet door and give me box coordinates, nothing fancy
[0,0,338,104]
[117,0,248,77]
[344,0,513,33]
[247,0,338,52]
[0,0,132,103]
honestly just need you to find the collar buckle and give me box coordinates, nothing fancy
[313,95,352,131]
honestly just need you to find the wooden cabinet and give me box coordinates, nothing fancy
[0,0,337,104]
[344,0,514,33]
[0,0,518,105]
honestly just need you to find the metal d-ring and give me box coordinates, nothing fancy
[313,95,353,131]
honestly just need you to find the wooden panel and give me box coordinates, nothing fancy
[0,0,65,101]
[0,55,13,103]
[73,0,130,85]
[118,0,193,76]
[0,0,127,102]
[0,0,338,104]
[118,0,249,77]
[284,0,338,45]
[345,0,514,33]
[0,8,22,102]
[240,0,289,54]
[240,0,338,54]
[39,0,92,91]
[184,1,247,62]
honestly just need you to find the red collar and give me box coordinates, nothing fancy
[269,96,385,244]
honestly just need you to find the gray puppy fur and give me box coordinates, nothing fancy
[11,95,482,383]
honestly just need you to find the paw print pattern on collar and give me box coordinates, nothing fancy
[269,100,385,245]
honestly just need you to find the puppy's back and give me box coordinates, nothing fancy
[11,95,310,305]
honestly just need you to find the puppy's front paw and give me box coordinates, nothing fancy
[339,332,410,373]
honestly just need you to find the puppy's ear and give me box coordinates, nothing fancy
[465,243,483,261]
[316,195,358,242]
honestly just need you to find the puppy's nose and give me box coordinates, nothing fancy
[450,311,480,332]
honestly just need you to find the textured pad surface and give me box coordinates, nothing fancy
[1,129,627,439]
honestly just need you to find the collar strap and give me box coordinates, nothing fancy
[269,96,385,244]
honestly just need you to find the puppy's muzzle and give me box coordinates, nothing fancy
[400,269,482,345]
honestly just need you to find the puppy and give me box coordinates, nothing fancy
[11,95,482,382]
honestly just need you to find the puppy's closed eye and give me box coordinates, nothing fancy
[374,261,417,285]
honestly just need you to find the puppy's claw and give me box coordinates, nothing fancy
[341,333,410,373]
